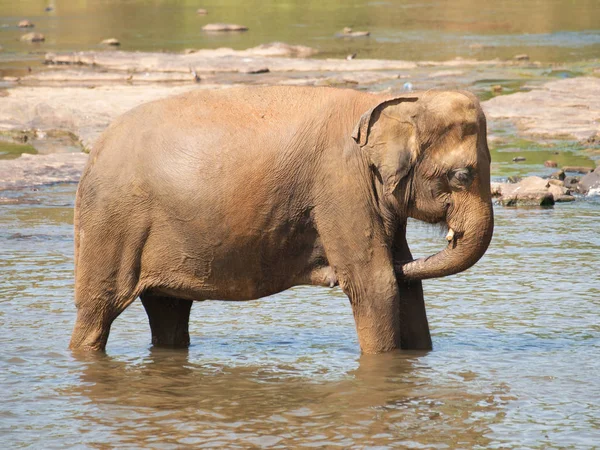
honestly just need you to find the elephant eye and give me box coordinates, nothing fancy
[448,168,473,187]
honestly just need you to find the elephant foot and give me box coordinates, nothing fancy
[141,293,193,348]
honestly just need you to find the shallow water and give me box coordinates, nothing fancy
[2,0,600,74]
[1,184,599,448]
[1,0,600,447]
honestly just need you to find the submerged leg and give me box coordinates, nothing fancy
[394,225,432,350]
[140,293,193,348]
[69,295,135,351]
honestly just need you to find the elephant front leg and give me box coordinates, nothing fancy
[393,226,432,350]
[343,267,402,354]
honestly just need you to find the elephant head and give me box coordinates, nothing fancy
[352,91,493,281]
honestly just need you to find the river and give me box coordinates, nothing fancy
[1,0,600,448]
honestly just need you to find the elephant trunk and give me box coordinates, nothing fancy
[399,197,493,281]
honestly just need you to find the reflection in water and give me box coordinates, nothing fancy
[1,0,600,67]
[69,350,507,448]
[1,185,599,448]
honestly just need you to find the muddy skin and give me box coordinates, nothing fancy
[69,86,493,354]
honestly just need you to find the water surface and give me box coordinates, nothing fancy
[1,184,599,448]
[1,0,600,74]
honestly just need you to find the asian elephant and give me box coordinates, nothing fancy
[69,86,493,354]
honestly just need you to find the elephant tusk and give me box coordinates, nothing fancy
[446,228,455,242]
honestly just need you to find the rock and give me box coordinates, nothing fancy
[490,182,503,196]
[0,152,88,191]
[507,175,522,183]
[100,38,120,46]
[548,183,567,199]
[555,195,576,202]
[491,85,502,93]
[20,32,45,42]
[338,27,370,38]
[499,192,554,207]
[514,54,530,61]
[512,156,526,162]
[550,170,565,180]
[18,20,34,28]
[544,160,558,168]
[202,23,248,32]
[240,67,270,74]
[483,77,600,142]
[562,165,593,174]
[563,176,580,189]
[249,42,317,58]
[576,170,600,194]
[548,179,564,187]
[196,8,208,15]
[346,53,356,60]
[496,176,556,207]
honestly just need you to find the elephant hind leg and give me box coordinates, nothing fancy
[69,292,138,352]
[140,293,193,348]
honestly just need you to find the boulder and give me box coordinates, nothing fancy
[18,20,34,28]
[563,176,580,189]
[514,54,530,61]
[544,160,558,168]
[20,32,45,42]
[512,156,526,162]
[498,192,554,207]
[576,170,600,194]
[202,23,248,32]
[196,8,208,15]
[550,169,565,180]
[548,179,564,187]
[493,176,574,206]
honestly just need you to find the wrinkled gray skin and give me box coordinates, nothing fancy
[70,86,493,354]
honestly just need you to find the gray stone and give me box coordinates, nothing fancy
[577,170,600,194]
[563,176,580,189]
[498,192,554,207]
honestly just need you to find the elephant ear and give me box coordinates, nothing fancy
[351,97,419,196]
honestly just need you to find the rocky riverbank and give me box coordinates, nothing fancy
[1,45,599,200]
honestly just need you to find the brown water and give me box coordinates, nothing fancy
[1,184,599,448]
[2,0,600,448]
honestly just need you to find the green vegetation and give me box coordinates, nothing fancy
[0,140,37,159]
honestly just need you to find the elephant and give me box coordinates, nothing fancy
[69,86,493,354]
